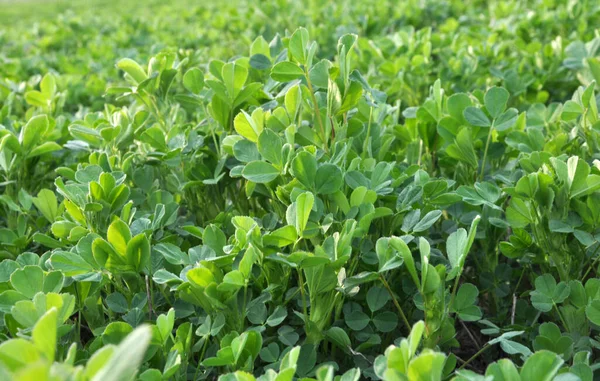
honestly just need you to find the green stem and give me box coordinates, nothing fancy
[157,283,172,305]
[145,275,154,320]
[362,106,373,157]
[241,282,248,331]
[380,274,411,333]
[304,69,328,152]
[582,244,600,279]
[532,206,569,281]
[448,274,461,314]
[554,303,569,332]
[297,269,309,325]
[457,344,491,371]
[510,266,526,306]
[194,335,210,380]
[480,125,494,181]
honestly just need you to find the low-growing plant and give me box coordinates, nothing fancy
[2,0,600,380]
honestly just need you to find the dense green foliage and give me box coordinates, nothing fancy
[2,0,600,380]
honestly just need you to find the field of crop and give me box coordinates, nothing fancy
[2,0,600,379]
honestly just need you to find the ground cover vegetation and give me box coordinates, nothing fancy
[1,0,600,380]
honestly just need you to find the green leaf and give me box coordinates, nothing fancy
[28,141,61,158]
[20,115,49,152]
[12,292,75,328]
[494,108,518,131]
[250,54,271,70]
[92,238,124,270]
[140,126,167,150]
[366,286,390,312]
[506,198,534,228]
[106,293,128,313]
[447,216,480,278]
[567,156,588,193]
[562,101,584,121]
[457,182,502,210]
[40,73,56,98]
[153,269,181,285]
[340,368,361,381]
[310,59,331,88]
[266,306,287,327]
[447,93,472,123]
[500,339,532,356]
[345,310,370,331]
[139,369,162,381]
[571,175,600,199]
[446,128,478,168]
[33,189,58,223]
[183,67,204,94]
[395,237,419,287]
[271,61,304,82]
[463,107,491,127]
[10,265,63,298]
[412,210,442,232]
[242,161,280,183]
[585,300,600,325]
[203,225,226,256]
[219,270,245,293]
[92,325,152,381]
[453,283,482,321]
[276,326,298,347]
[484,86,509,119]
[156,308,175,344]
[154,243,188,265]
[25,90,48,108]
[233,139,259,163]
[325,327,350,351]
[531,274,570,312]
[0,338,40,371]
[485,359,520,381]
[102,322,134,345]
[520,350,564,381]
[125,234,150,273]
[222,61,248,102]
[315,164,343,195]
[234,110,263,143]
[376,237,403,274]
[32,307,57,361]
[372,311,398,333]
[263,225,297,247]
[258,129,283,167]
[292,151,318,190]
[116,58,147,84]
[533,322,573,359]
[344,271,379,289]
[295,192,314,236]
[0,133,20,154]
[447,228,467,272]
[289,27,309,64]
[107,219,131,255]
[406,350,446,381]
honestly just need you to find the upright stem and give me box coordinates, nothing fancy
[297,269,309,324]
[480,126,494,181]
[304,70,328,152]
[362,106,373,157]
[145,275,154,320]
[582,244,600,279]
[554,303,569,332]
[241,283,248,332]
[380,274,411,333]
[448,275,461,314]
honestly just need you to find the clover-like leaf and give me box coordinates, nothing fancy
[531,274,570,312]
